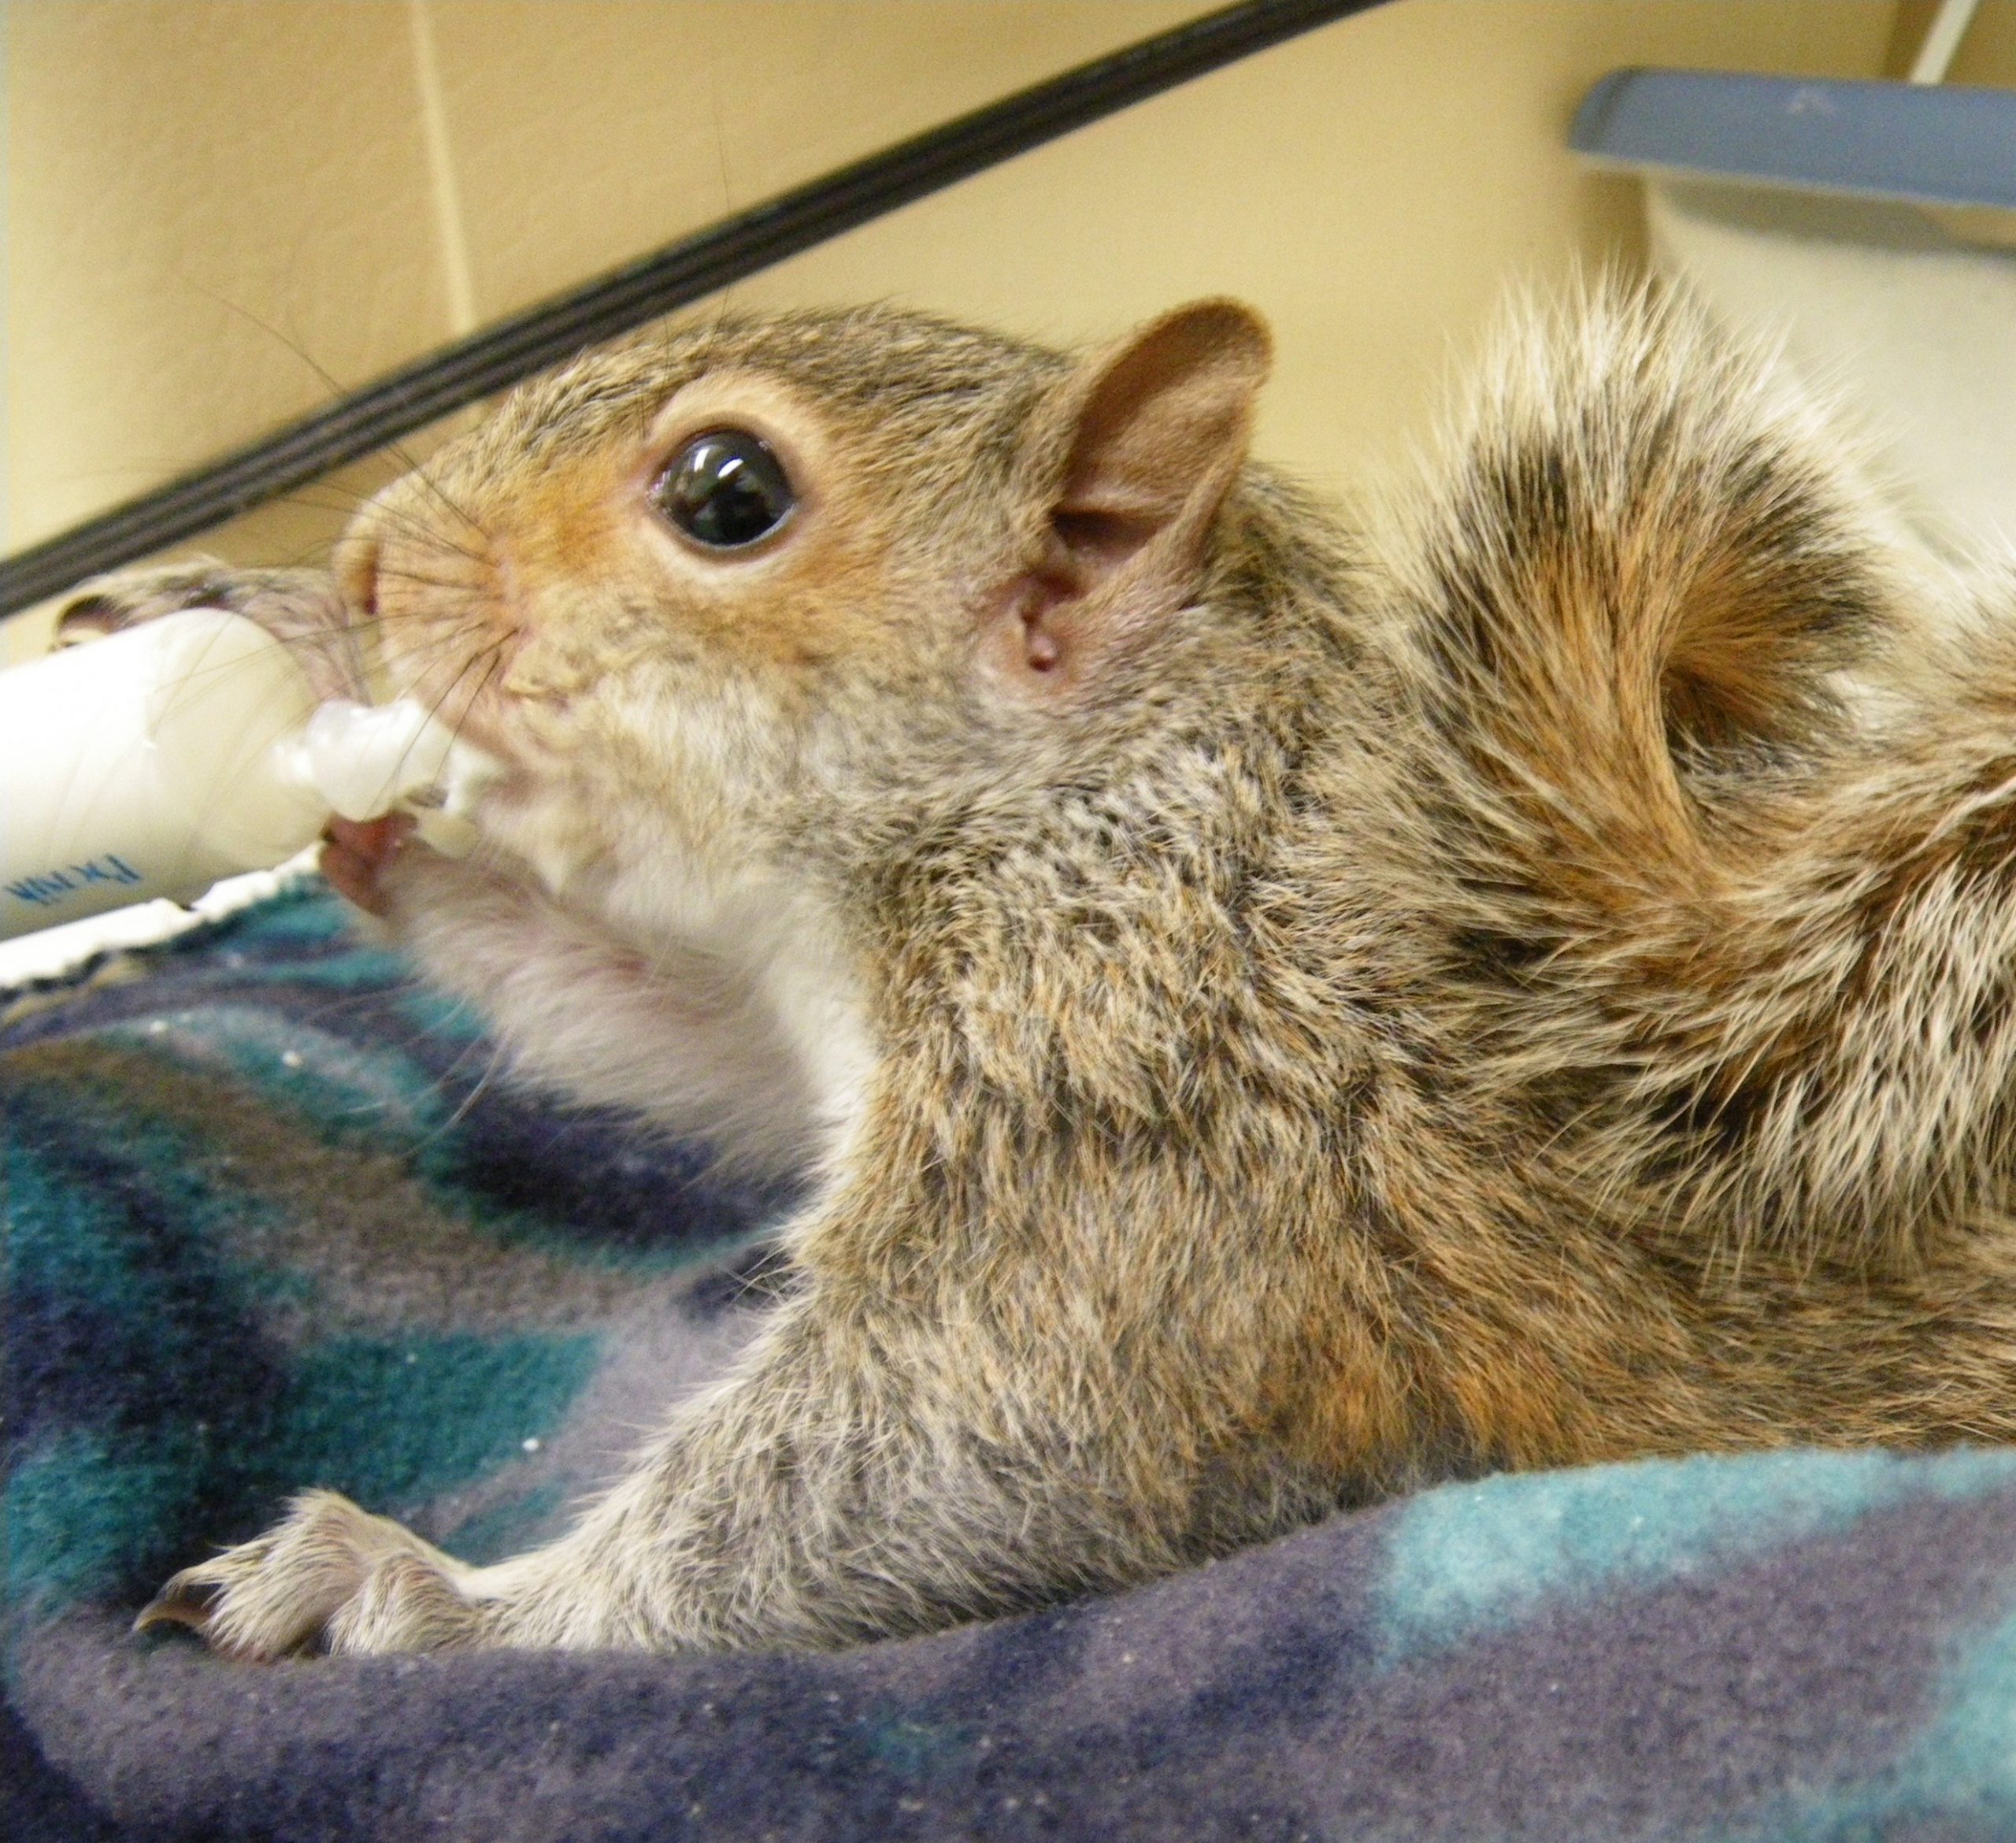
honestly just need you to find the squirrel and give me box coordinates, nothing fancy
[72,283,2016,1658]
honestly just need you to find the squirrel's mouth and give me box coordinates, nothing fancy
[351,600,528,764]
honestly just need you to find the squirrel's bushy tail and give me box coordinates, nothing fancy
[1388,281,1903,917]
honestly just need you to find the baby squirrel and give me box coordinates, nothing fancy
[83,284,2016,1659]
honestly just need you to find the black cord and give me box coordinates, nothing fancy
[0,0,1388,621]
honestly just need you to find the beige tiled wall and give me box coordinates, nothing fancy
[3,0,1988,662]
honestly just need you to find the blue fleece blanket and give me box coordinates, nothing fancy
[6,886,2016,1842]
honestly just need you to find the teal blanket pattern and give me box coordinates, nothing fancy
[7,886,2016,1842]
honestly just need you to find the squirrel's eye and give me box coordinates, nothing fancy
[652,429,795,550]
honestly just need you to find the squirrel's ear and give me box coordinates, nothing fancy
[1054,299,1270,566]
[992,300,1270,692]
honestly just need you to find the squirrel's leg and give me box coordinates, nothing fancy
[139,1250,1296,1656]
[476,1295,1188,1652]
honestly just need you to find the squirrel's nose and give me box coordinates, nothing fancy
[335,535,381,633]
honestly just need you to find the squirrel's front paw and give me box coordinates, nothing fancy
[319,813,417,918]
[136,1491,487,1660]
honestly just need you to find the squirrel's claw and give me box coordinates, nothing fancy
[134,1490,487,1661]
[132,1573,224,1637]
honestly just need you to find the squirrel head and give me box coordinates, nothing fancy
[340,300,1275,910]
